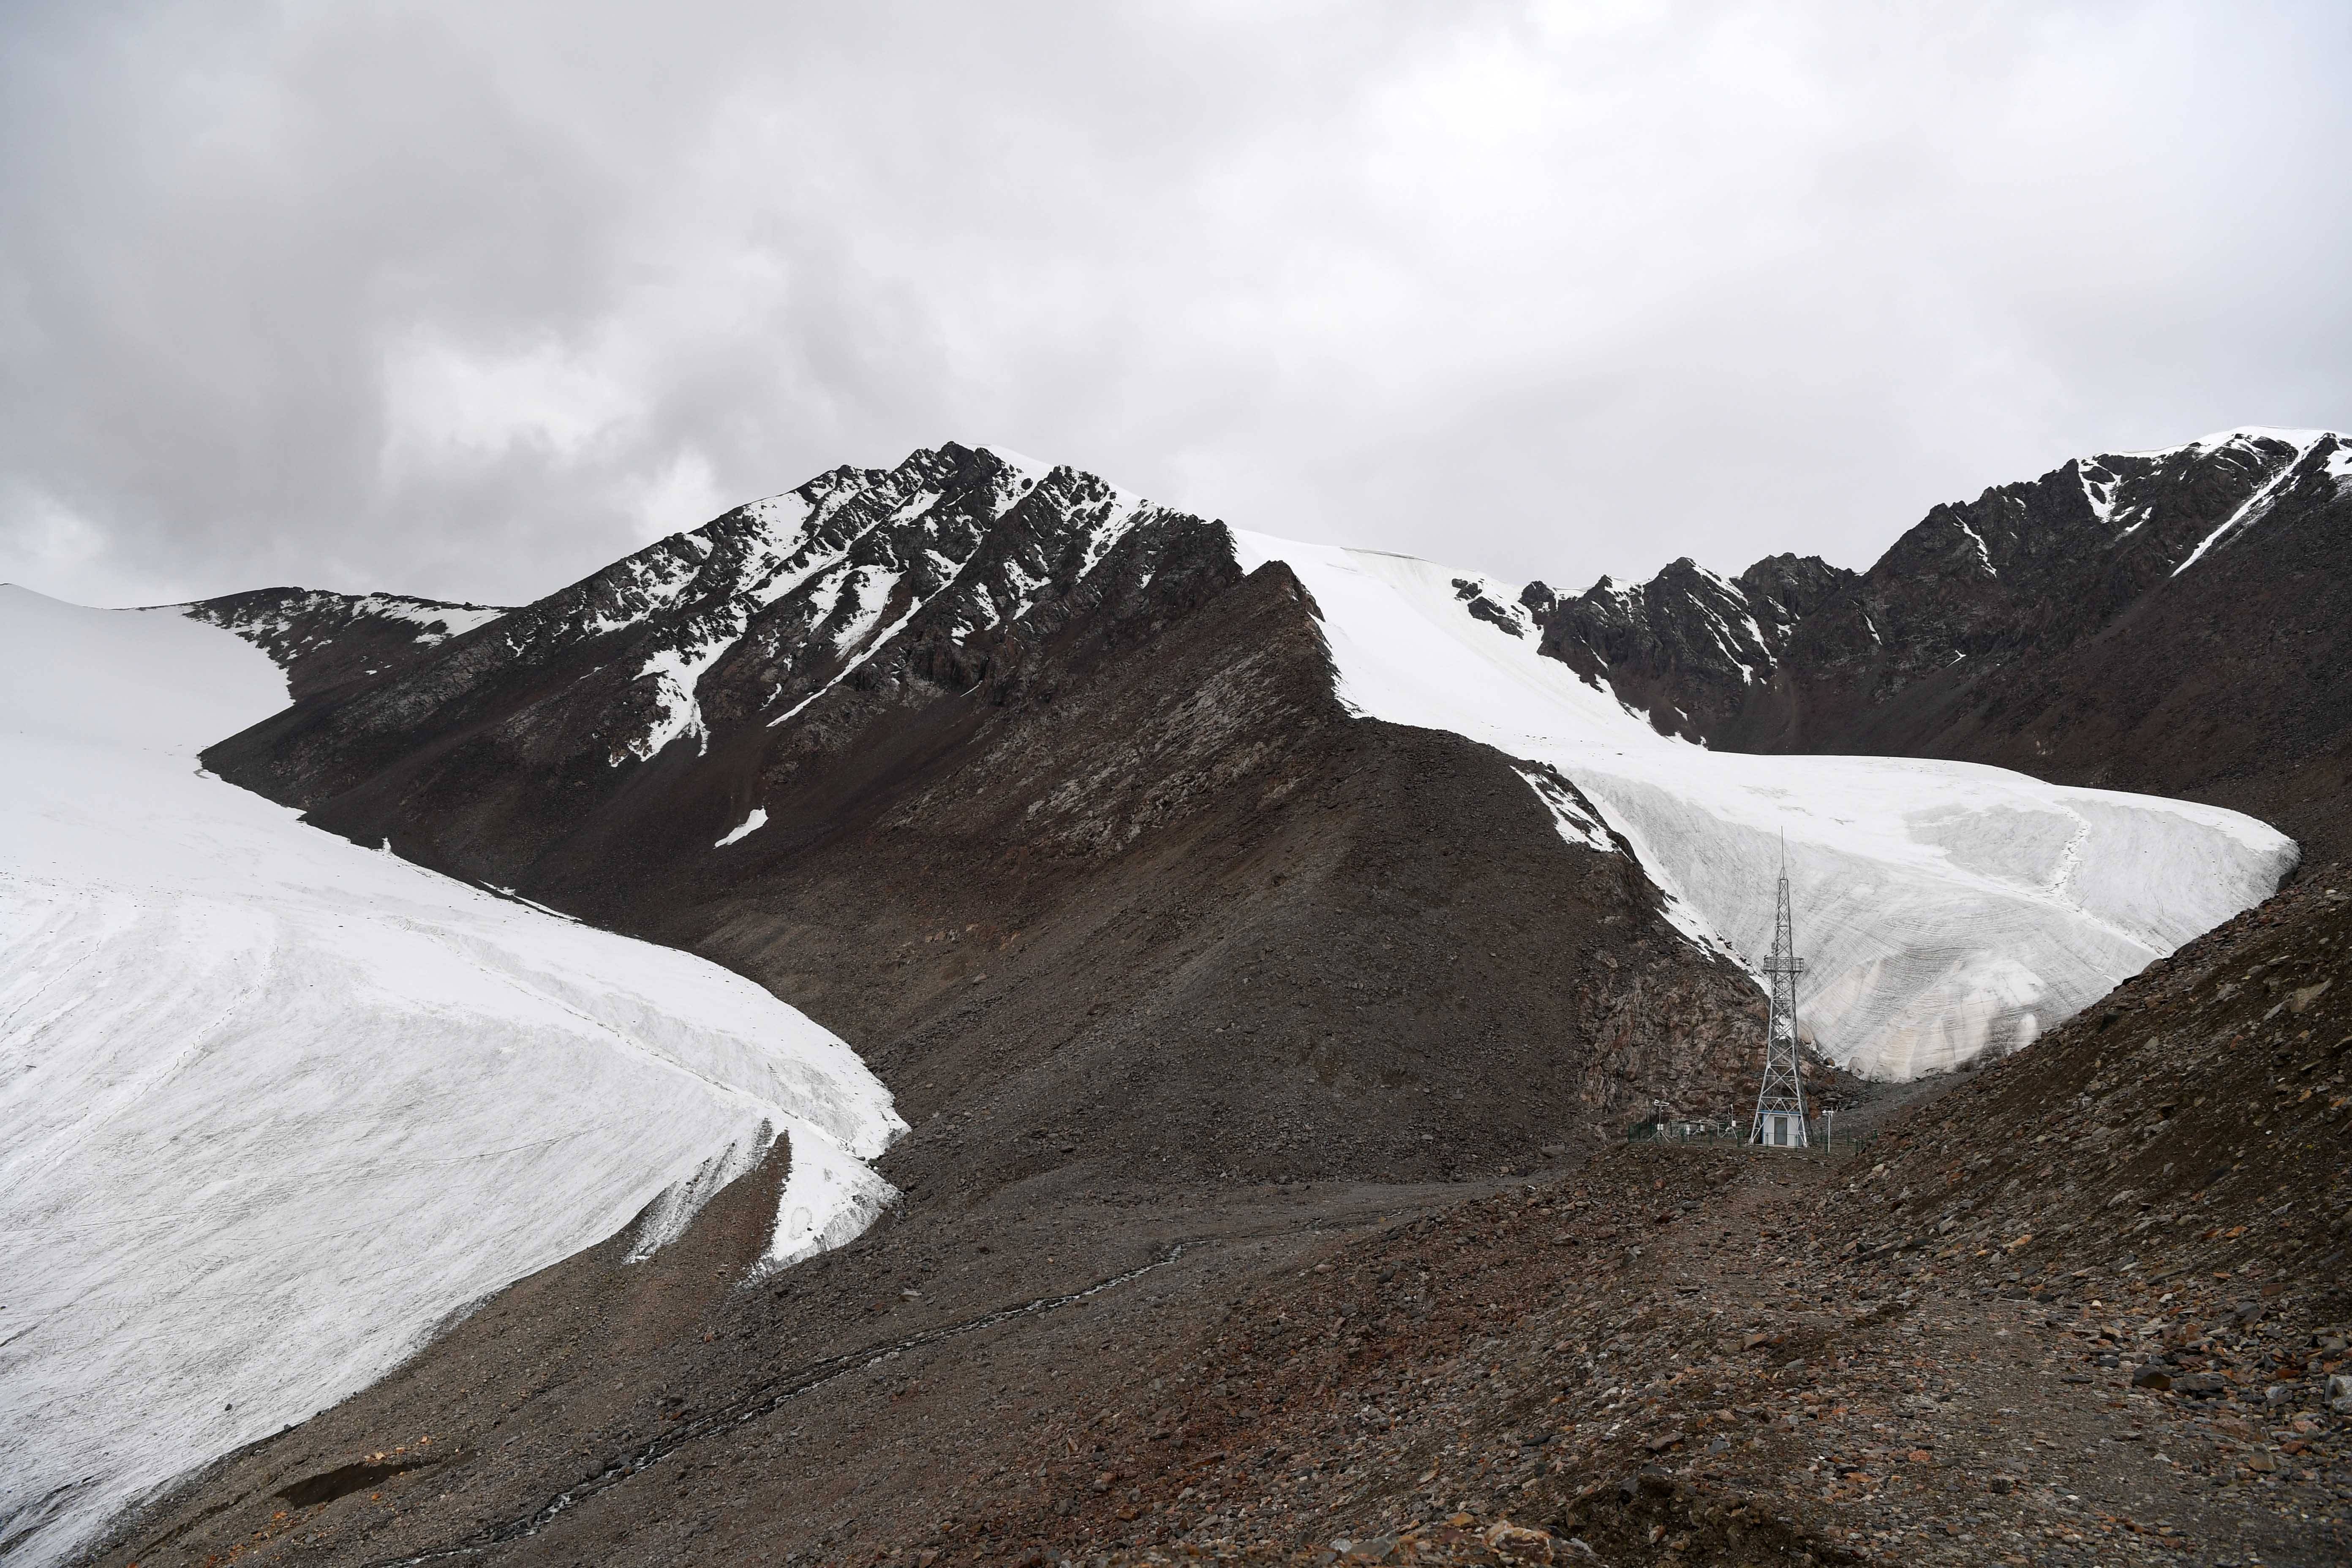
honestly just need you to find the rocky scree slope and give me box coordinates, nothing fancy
[1527,429,2352,862]
[995,870,2350,1568]
[1832,864,2351,1362]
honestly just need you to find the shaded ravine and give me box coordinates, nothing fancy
[361,1237,1210,1566]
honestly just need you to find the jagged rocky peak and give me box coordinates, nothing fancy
[518,441,1218,763]
[185,587,510,699]
[1511,426,2350,751]
[1518,552,1858,740]
[1731,551,1852,625]
[1902,425,2349,582]
[199,444,1246,839]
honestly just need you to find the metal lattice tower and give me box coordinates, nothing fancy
[1751,843,1809,1148]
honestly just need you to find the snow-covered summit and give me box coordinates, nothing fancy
[0,587,903,1568]
[550,442,1163,758]
[267,443,1182,769]
[2113,425,2341,458]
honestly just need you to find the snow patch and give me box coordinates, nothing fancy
[1953,519,1997,576]
[2170,431,2329,577]
[362,596,507,640]
[623,640,721,760]
[0,588,903,1568]
[1512,762,1613,854]
[716,806,769,847]
[2080,463,2120,528]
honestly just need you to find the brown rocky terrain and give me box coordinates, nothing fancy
[1056,868,2351,1568]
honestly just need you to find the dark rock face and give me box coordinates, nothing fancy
[205,446,1241,880]
[1523,430,2352,860]
[1535,553,1857,739]
[183,588,509,700]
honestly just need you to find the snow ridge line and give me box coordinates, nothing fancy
[760,471,1160,734]
[1952,519,1997,577]
[357,1240,1212,1567]
[2170,433,2325,577]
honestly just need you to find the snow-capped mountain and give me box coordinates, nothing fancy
[1526,427,2352,862]
[0,588,901,1568]
[193,442,2294,1083]
[203,445,1233,867]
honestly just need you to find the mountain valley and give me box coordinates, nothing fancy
[7,432,2348,1568]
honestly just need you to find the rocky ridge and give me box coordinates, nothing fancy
[197,444,1218,862]
[188,444,1824,1176]
[1524,429,2352,861]
[182,588,508,700]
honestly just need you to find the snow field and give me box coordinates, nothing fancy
[0,587,903,1568]
[1230,534,2295,1082]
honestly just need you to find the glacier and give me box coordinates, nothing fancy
[1232,534,2296,1081]
[0,587,904,1568]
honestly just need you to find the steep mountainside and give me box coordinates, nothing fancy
[1530,429,2352,861]
[1230,535,2287,1080]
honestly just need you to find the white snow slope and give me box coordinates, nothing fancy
[1233,535,2297,1082]
[0,587,904,1568]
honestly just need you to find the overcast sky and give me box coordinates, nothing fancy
[3,1,2347,609]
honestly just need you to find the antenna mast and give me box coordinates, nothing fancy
[1752,837,1809,1148]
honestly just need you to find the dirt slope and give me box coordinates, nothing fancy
[83,875,2347,1568]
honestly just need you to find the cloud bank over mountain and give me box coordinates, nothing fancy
[3,0,2347,608]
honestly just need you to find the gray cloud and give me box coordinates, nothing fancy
[3,0,2347,608]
